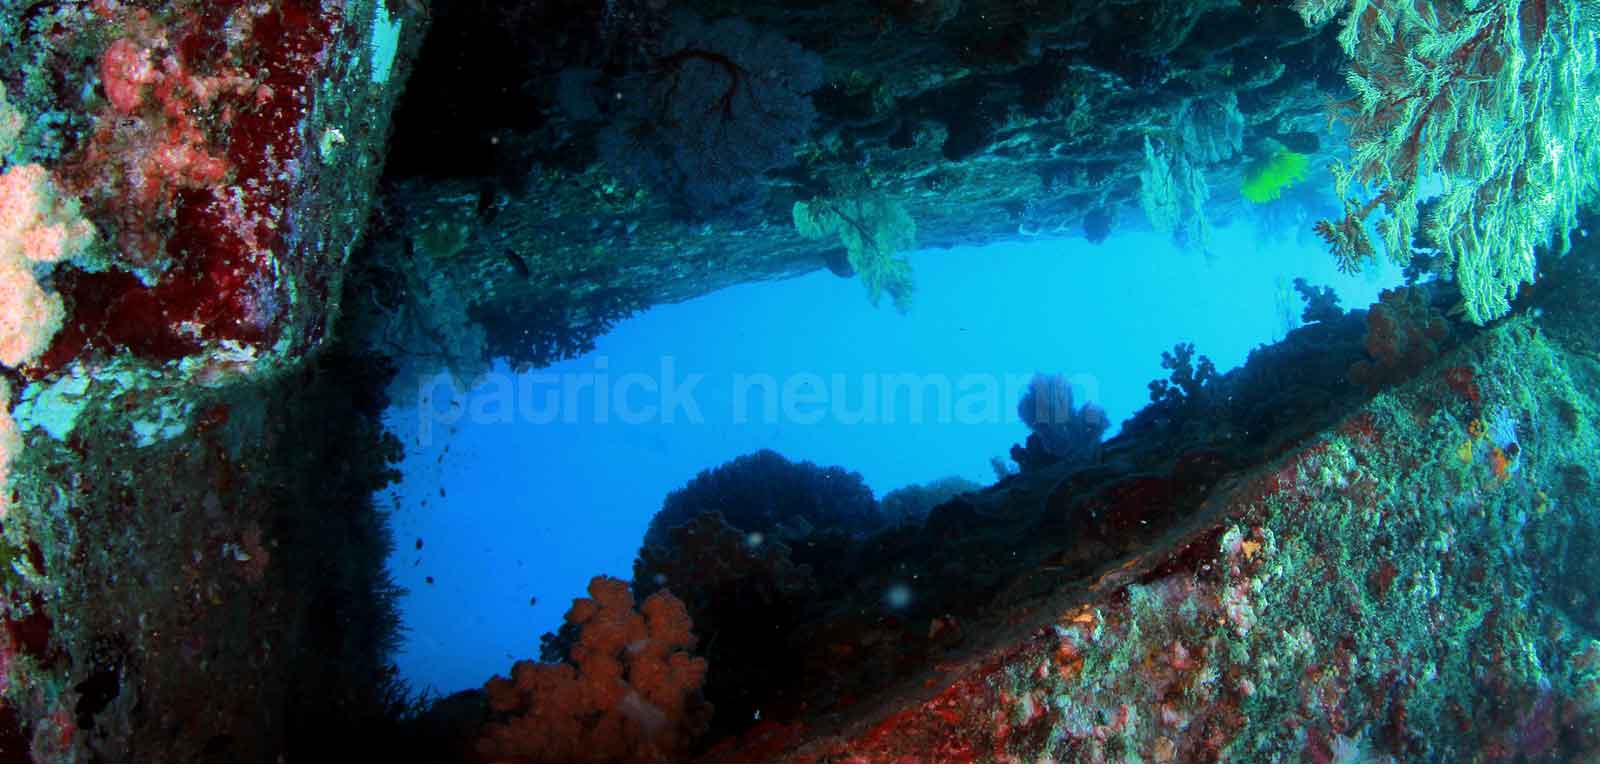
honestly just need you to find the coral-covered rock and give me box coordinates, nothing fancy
[595,14,823,216]
[747,311,1600,762]
[0,0,420,760]
[22,0,406,382]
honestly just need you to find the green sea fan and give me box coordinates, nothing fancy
[793,195,916,312]
[1304,0,1600,324]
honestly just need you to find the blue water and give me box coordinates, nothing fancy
[383,222,1402,697]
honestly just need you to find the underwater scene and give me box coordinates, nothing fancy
[0,0,1598,762]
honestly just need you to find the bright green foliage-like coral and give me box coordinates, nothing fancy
[1301,0,1600,324]
[1241,150,1309,203]
[793,196,916,312]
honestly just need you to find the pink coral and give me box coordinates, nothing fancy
[0,164,94,367]
[0,165,94,266]
[100,37,160,114]
[0,258,64,369]
[66,14,259,273]
[476,576,712,761]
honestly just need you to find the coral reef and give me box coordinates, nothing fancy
[751,255,1600,762]
[364,0,1349,351]
[641,448,885,561]
[881,476,984,525]
[0,0,422,759]
[477,577,711,761]
[4,0,1599,761]
[504,257,1600,763]
[35,0,363,375]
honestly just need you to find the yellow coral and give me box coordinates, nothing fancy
[1240,150,1309,204]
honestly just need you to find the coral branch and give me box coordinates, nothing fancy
[1314,194,1385,274]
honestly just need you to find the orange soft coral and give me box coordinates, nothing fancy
[476,576,712,762]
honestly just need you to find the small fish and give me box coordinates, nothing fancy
[477,181,503,224]
[412,559,420,567]
[529,596,538,608]
[415,537,424,550]
[425,576,435,585]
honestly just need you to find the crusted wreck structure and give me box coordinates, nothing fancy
[0,0,1595,760]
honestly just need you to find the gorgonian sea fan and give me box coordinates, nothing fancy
[598,16,823,216]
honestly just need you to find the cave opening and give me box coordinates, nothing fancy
[371,218,1401,706]
[351,0,1424,755]
[9,0,1598,760]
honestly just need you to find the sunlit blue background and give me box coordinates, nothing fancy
[382,219,1402,697]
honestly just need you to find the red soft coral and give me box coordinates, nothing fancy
[476,576,712,762]
[1347,287,1450,394]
